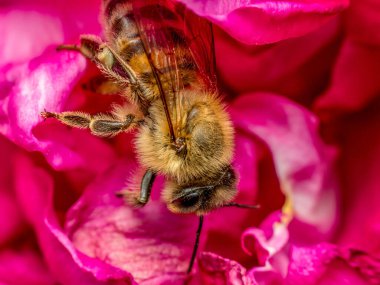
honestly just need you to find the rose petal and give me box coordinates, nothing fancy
[180,0,348,44]
[215,18,341,100]
[333,102,380,253]
[203,134,262,266]
[242,212,290,283]
[0,248,55,285]
[0,136,26,245]
[314,0,380,117]
[0,9,63,65]
[65,159,201,283]
[231,93,338,240]
[0,48,117,172]
[314,38,380,118]
[14,153,131,284]
[199,252,255,285]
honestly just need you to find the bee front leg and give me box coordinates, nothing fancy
[117,169,157,208]
[138,170,156,205]
[41,110,136,137]
[57,35,102,60]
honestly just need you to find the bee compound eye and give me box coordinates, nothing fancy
[173,192,200,208]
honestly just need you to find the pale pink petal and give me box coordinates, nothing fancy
[0,49,117,171]
[0,9,63,65]
[243,215,379,284]
[242,212,289,283]
[0,0,114,172]
[0,0,101,65]
[180,0,348,44]
[66,159,200,284]
[14,153,132,284]
[231,93,338,240]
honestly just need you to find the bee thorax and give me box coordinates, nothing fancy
[135,91,234,183]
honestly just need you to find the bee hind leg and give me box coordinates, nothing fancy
[40,110,136,137]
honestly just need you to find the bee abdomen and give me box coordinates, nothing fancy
[102,0,202,102]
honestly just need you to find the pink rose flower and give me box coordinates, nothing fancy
[1,0,380,284]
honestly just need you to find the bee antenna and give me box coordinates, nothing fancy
[223,202,260,209]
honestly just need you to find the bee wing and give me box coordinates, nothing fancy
[180,6,217,91]
[131,0,217,140]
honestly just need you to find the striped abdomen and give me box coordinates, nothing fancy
[102,0,202,102]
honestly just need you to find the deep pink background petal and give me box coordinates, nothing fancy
[179,0,348,44]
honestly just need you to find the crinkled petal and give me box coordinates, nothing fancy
[0,1,111,171]
[198,252,255,285]
[242,212,289,283]
[14,153,131,284]
[231,93,338,240]
[243,214,380,284]
[0,49,116,171]
[179,0,348,44]
[65,159,200,284]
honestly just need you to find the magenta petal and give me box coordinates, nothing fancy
[334,106,380,257]
[313,0,380,117]
[314,38,380,117]
[199,252,254,285]
[65,160,200,284]
[1,49,116,171]
[1,50,84,147]
[346,0,380,46]
[242,212,289,283]
[286,243,337,284]
[0,9,63,65]
[231,93,338,240]
[0,192,25,245]
[14,154,131,284]
[179,0,348,44]
[0,248,55,285]
[0,137,26,245]
[215,17,341,99]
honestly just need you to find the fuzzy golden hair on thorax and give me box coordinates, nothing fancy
[135,90,234,184]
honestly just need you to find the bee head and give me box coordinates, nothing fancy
[163,165,238,215]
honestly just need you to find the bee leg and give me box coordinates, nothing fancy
[138,170,156,205]
[40,111,136,137]
[57,35,102,60]
[116,170,156,208]
[40,111,91,128]
[187,215,204,274]
[81,75,121,95]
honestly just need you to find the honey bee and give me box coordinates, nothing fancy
[41,0,257,274]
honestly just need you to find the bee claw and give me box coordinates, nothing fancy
[40,110,57,120]
[56,44,80,52]
[116,190,146,208]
